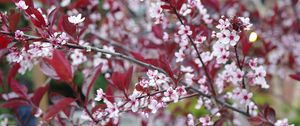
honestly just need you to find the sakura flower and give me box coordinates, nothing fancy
[175,49,185,63]
[95,88,105,101]
[194,35,207,44]
[195,97,203,109]
[124,91,140,112]
[248,102,258,116]
[34,108,43,117]
[70,49,87,66]
[180,65,194,73]
[217,30,240,46]
[16,0,28,10]
[175,86,187,96]
[184,72,194,86]
[253,66,269,88]
[239,89,252,105]
[102,45,115,58]
[199,116,213,126]
[148,99,164,113]
[238,17,252,30]
[274,119,294,126]
[216,18,230,30]
[15,30,25,41]
[187,114,195,126]
[1,118,8,126]
[149,2,163,24]
[178,25,192,36]
[68,14,85,24]
[164,87,179,102]
[179,3,192,16]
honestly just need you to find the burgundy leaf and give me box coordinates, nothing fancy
[10,79,28,98]
[0,35,11,49]
[248,117,264,126]
[289,74,300,81]
[8,11,21,31]
[61,15,76,38]
[0,98,29,109]
[264,106,276,123]
[82,65,102,97]
[31,85,49,106]
[44,49,73,83]
[240,32,253,56]
[152,24,163,39]
[43,98,75,121]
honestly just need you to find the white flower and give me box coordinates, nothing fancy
[275,119,294,126]
[175,49,185,63]
[195,97,203,109]
[179,3,192,16]
[15,30,24,41]
[217,30,240,46]
[70,49,87,66]
[68,14,85,24]
[102,45,115,58]
[180,65,194,73]
[178,25,193,36]
[216,18,230,30]
[199,116,213,126]
[124,92,140,112]
[239,89,252,105]
[164,87,179,102]
[187,114,194,126]
[16,0,28,10]
[248,102,258,116]
[95,88,105,101]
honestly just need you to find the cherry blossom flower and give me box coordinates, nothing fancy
[124,91,140,112]
[70,49,87,66]
[217,30,240,46]
[239,89,252,105]
[178,25,193,36]
[195,97,203,109]
[68,14,85,25]
[199,116,213,126]
[95,88,105,101]
[15,30,25,41]
[179,3,192,16]
[187,114,195,126]
[274,119,294,126]
[149,2,163,24]
[163,87,179,102]
[180,65,194,73]
[175,49,185,62]
[102,45,115,58]
[248,102,258,116]
[16,0,28,10]
[216,18,230,30]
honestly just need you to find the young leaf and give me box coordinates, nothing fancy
[0,35,11,49]
[43,97,75,121]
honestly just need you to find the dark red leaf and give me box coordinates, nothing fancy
[8,11,21,31]
[248,117,263,126]
[160,5,171,10]
[44,49,73,83]
[10,79,28,98]
[43,98,75,121]
[152,24,163,39]
[111,67,133,91]
[61,15,76,38]
[214,118,226,126]
[105,86,114,103]
[31,85,49,106]
[240,32,253,56]
[0,98,29,109]
[264,106,276,123]
[0,35,11,49]
[289,74,300,81]
[48,7,60,29]
[82,65,102,97]
[25,8,47,28]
